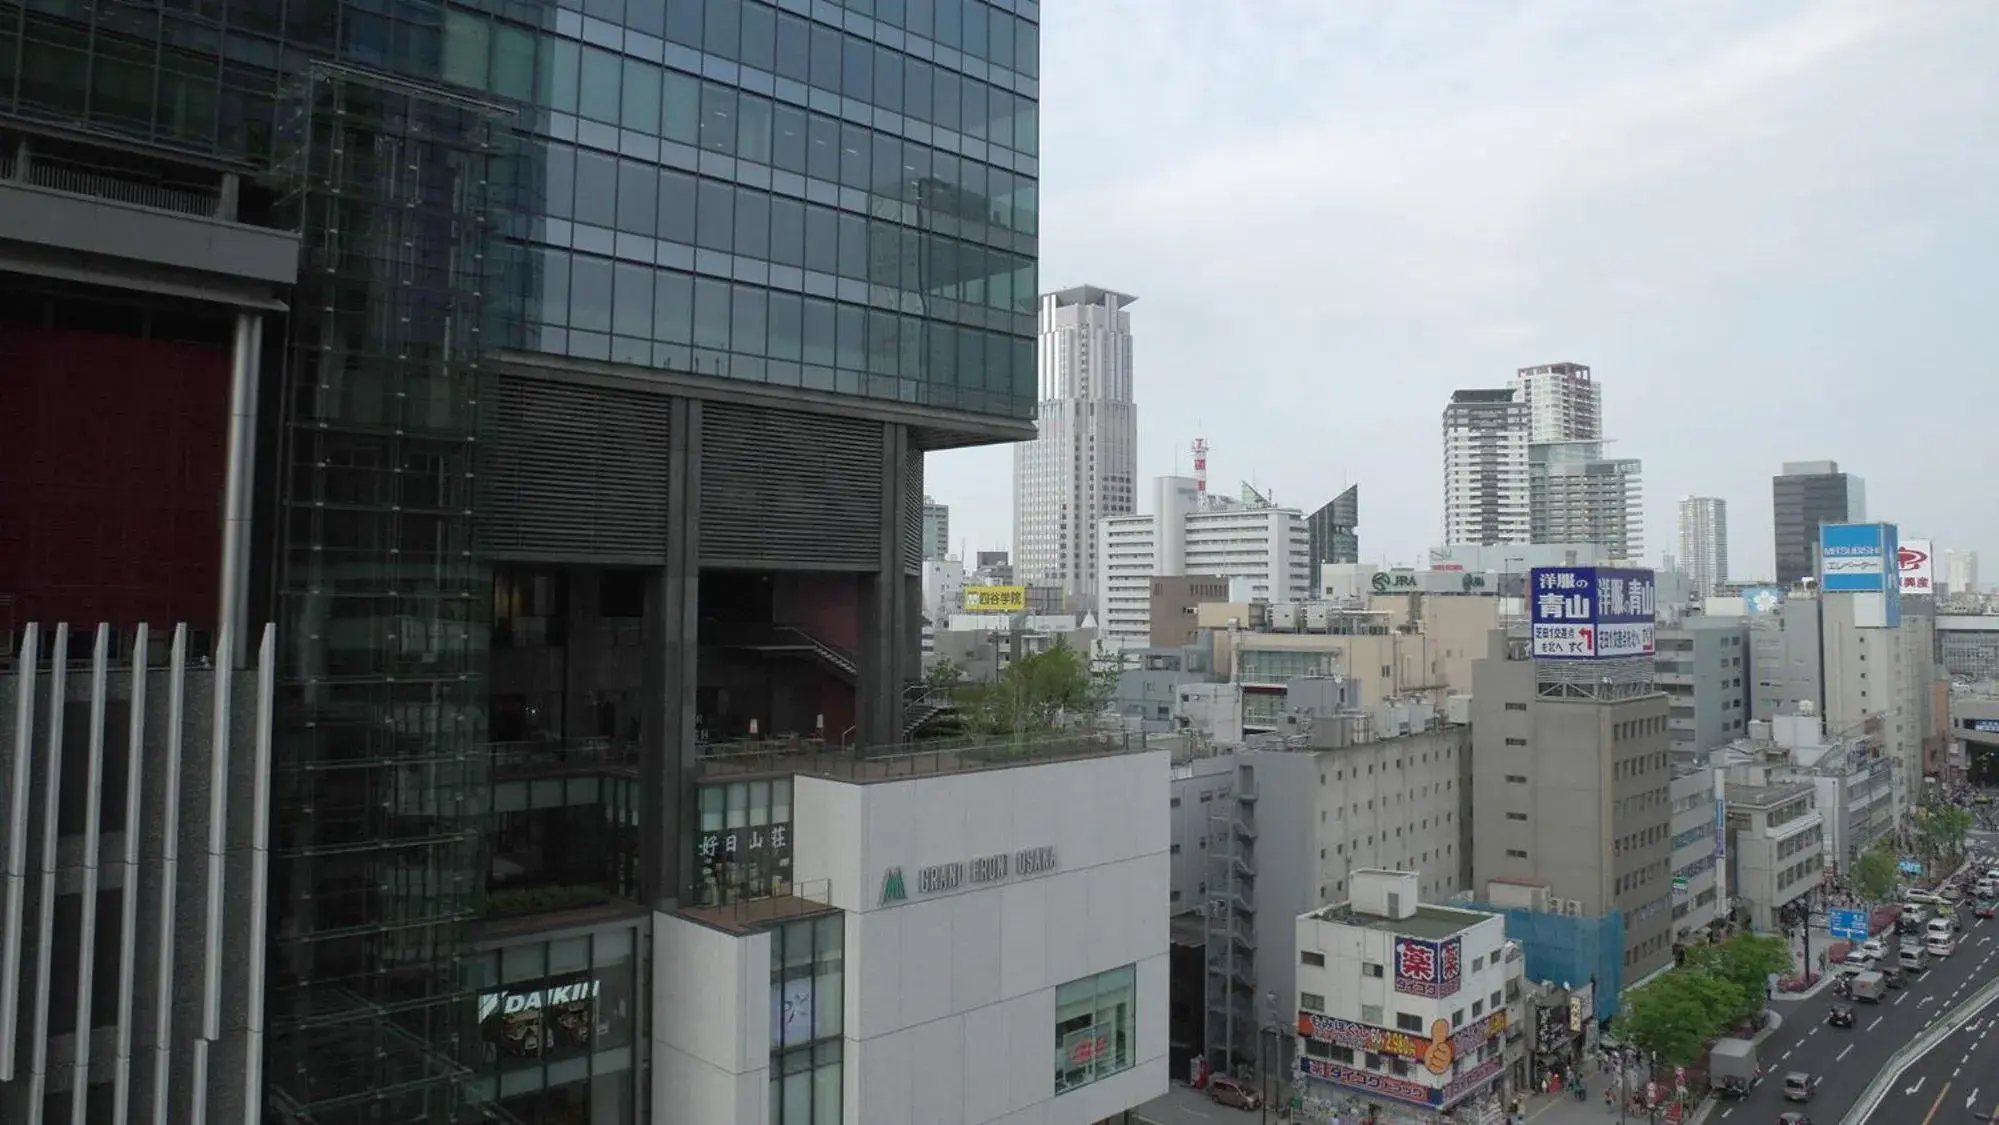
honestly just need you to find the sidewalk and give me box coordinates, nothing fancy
[1515,1011,1783,1125]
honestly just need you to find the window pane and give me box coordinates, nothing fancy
[872,45,902,113]
[774,13,811,82]
[962,0,987,58]
[737,93,773,165]
[989,9,1015,71]
[543,143,576,220]
[905,59,933,128]
[541,37,580,115]
[580,48,622,124]
[989,87,1014,150]
[1017,16,1039,78]
[838,123,869,190]
[618,159,658,236]
[734,188,771,260]
[957,326,984,388]
[536,247,571,328]
[622,59,662,136]
[769,197,806,269]
[835,304,866,370]
[835,213,867,280]
[933,67,959,132]
[442,9,490,90]
[960,75,986,140]
[493,23,536,101]
[613,263,654,337]
[803,205,838,275]
[871,134,904,201]
[662,70,701,145]
[841,36,872,102]
[665,0,703,48]
[802,298,836,366]
[731,286,768,355]
[570,255,614,333]
[926,322,957,386]
[866,310,899,376]
[768,293,803,361]
[701,82,737,155]
[704,0,741,58]
[806,113,839,182]
[696,180,735,251]
[659,169,698,243]
[809,24,842,92]
[772,104,808,174]
[935,0,962,48]
[574,150,618,228]
[780,1070,810,1125]
[739,0,775,72]
[693,279,732,349]
[812,1060,841,1122]
[654,272,694,344]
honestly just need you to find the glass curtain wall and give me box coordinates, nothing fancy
[769,914,844,1124]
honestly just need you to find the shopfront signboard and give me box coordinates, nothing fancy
[878,845,1058,907]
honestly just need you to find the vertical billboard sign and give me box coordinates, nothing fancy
[1818,523,1890,591]
[1393,936,1441,998]
[1898,538,1934,594]
[1437,936,1463,998]
[1529,567,1657,659]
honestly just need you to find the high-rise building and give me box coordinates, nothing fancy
[1442,389,1530,546]
[1097,478,1311,650]
[1306,485,1360,574]
[922,495,951,561]
[1677,496,1730,595]
[1772,461,1866,585]
[1947,549,1980,596]
[1013,287,1140,609]
[1515,361,1602,443]
[0,4,1069,1122]
[1528,440,1644,559]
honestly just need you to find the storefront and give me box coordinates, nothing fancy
[466,911,647,1124]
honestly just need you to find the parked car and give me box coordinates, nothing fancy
[1207,1075,1262,1110]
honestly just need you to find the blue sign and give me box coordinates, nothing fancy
[1898,859,1923,875]
[1819,523,1892,592]
[1742,587,1785,614]
[1528,567,1657,660]
[1827,908,1869,942]
[1714,796,1726,859]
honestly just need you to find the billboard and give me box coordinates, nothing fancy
[1528,567,1657,660]
[962,585,1026,612]
[1742,587,1785,615]
[1392,935,1462,999]
[1818,523,1892,592]
[1899,538,1934,594]
[479,972,608,1061]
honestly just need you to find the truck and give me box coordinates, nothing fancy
[1851,971,1887,1002]
[1708,1037,1759,1097]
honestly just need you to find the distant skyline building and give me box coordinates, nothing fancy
[922,495,950,561]
[1678,496,1730,595]
[1442,388,1530,546]
[1528,440,1644,560]
[1515,361,1602,443]
[1947,549,1980,596]
[1772,460,1866,585]
[1306,485,1360,573]
[1013,286,1139,609]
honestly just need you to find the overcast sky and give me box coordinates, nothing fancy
[923,0,1999,580]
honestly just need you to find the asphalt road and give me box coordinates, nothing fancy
[1712,909,1999,1124]
[1859,970,1999,1125]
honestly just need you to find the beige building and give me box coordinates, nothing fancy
[1468,631,1676,978]
[1198,594,1504,713]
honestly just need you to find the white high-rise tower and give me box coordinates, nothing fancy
[1013,286,1139,609]
[1442,388,1529,546]
[1677,496,1729,595]
[1514,361,1602,442]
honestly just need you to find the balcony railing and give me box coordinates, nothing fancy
[3,154,225,217]
[697,723,1183,783]
[486,738,639,777]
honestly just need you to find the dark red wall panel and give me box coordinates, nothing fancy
[0,325,229,635]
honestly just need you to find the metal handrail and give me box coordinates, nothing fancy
[1842,973,1999,1123]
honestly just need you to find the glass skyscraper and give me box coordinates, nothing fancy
[0,1,1038,1122]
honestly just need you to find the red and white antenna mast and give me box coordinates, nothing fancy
[1192,437,1209,505]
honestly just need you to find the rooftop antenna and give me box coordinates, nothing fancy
[1192,437,1209,507]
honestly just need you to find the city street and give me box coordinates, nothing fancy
[1713,909,1999,1123]
[1858,974,1999,1124]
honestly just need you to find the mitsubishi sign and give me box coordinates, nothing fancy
[1899,538,1934,594]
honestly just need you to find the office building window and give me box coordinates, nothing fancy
[1054,964,1137,1094]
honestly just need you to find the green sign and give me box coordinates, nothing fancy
[1371,571,1421,592]
[879,867,907,906]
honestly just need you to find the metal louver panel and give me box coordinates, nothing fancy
[901,450,924,576]
[482,375,671,562]
[701,403,883,568]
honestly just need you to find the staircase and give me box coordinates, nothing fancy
[901,680,958,738]
[704,623,858,681]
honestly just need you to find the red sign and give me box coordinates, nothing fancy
[1899,545,1928,571]
[1068,1035,1108,1065]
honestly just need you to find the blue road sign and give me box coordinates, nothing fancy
[1828,908,1870,941]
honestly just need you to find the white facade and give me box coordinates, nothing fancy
[923,496,951,561]
[1440,389,1529,546]
[1528,440,1643,560]
[1013,287,1140,610]
[1514,361,1601,443]
[1668,770,1723,936]
[1676,496,1729,597]
[1947,549,1980,595]
[655,750,1171,1125]
[1292,872,1521,1123]
[1096,480,1310,651]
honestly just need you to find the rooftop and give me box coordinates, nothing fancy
[676,882,840,936]
[1306,901,1490,941]
[1724,779,1816,809]
[697,724,1183,784]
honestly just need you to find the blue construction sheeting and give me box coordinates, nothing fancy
[1461,903,1625,1022]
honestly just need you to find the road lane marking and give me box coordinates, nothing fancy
[1922,1080,1953,1123]
[1899,993,1911,1005]
[1910,1076,1928,1095]
[1970,1086,1983,1109]
[1838,1044,1854,1061]
[1870,1015,1885,1030]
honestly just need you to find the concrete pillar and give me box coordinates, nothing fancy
[217,312,263,667]
[642,398,702,906]
[855,424,914,752]
[216,172,240,222]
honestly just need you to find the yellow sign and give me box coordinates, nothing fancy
[963,585,1027,612]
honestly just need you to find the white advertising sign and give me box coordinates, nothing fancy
[1594,622,1656,659]
[1532,623,1595,658]
[1898,539,1934,594]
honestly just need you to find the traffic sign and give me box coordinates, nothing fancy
[1828,907,1869,941]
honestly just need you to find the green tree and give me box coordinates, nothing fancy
[1852,842,1901,904]
[1611,970,1745,1065]
[1917,805,1974,871]
[924,659,965,694]
[960,642,1095,735]
[1687,933,1792,1019]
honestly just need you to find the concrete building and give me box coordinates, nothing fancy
[1424,543,1608,584]
[1097,480,1310,652]
[1949,689,1999,786]
[1720,781,1824,933]
[0,1,1044,1118]
[1939,614,1999,681]
[1221,596,1504,723]
[1441,389,1530,547]
[1147,575,1231,650]
[1946,549,1980,596]
[1668,768,1725,939]
[1515,362,1602,443]
[923,496,951,561]
[1183,696,1473,1075]
[931,614,1097,685]
[1655,616,1751,755]
[1677,497,1729,597]
[1307,485,1362,572]
[657,738,1172,1125]
[1112,646,1218,734]
[1528,441,1644,560]
[1014,287,1140,609]
[1715,714,1894,878]
[1772,461,1866,585]
[1292,871,1523,1124]
[1469,629,1676,978]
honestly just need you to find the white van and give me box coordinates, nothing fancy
[1927,917,1956,940]
[1926,933,1955,958]
[1899,945,1931,972]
